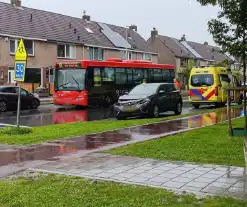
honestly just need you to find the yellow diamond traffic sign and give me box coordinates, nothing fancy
[15,39,27,61]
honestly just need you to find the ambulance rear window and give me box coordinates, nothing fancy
[191,74,214,87]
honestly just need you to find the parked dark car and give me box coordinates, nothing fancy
[114,83,183,120]
[0,86,40,112]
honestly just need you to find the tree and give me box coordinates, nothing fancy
[197,0,247,128]
[181,59,195,78]
[214,59,230,68]
[197,0,247,170]
[179,59,195,89]
[196,0,247,79]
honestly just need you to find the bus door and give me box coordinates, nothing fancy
[87,67,102,106]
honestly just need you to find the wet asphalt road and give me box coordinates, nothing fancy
[0,104,210,127]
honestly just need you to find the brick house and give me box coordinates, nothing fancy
[148,28,235,84]
[0,0,157,88]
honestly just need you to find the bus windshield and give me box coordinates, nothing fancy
[54,69,86,91]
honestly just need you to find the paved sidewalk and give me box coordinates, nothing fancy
[30,153,247,199]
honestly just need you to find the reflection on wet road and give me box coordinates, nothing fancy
[0,106,114,127]
[0,107,244,166]
[0,105,196,127]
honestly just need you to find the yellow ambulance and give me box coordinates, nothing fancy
[188,67,242,108]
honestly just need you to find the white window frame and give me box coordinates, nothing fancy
[57,43,76,59]
[142,53,152,61]
[9,39,35,56]
[89,47,104,60]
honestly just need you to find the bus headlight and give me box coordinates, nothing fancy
[76,97,84,101]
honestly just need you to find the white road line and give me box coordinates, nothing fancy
[0,123,30,128]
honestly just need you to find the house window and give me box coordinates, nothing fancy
[180,58,187,67]
[57,44,76,59]
[89,47,104,60]
[143,54,152,61]
[9,39,34,56]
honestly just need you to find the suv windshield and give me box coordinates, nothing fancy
[191,74,214,87]
[54,69,86,91]
[129,84,158,95]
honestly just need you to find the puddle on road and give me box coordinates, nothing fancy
[0,107,244,166]
[0,107,114,127]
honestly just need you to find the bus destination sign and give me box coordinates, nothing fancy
[57,62,81,69]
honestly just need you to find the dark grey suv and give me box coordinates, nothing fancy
[114,83,183,120]
[0,86,40,112]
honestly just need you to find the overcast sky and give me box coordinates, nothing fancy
[2,0,219,45]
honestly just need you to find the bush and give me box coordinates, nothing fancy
[1,127,33,135]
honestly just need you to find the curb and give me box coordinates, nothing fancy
[40,101,53,105]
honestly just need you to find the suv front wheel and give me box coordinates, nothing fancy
[148,104,160,118]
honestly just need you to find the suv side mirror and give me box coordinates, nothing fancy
[159,90,166,96]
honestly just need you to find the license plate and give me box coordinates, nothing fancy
[122,106,137,112]
[191,96,201,101]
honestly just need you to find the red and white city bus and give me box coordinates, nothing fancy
[53,58,175,107]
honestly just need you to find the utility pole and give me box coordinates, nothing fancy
[125,26,129,59]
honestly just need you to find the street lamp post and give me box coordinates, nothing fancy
[125,26,129,60]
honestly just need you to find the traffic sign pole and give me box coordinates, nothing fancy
[16,86,21,129]
[14,39,27,130]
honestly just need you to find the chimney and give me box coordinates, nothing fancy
[82,10,91,21]
[204,41,208,45]
[11,0,21,7]
[129,25,137,32]
[151,27,158,42]
[180,34,186,42]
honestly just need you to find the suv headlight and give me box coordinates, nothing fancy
[138,98,150,105]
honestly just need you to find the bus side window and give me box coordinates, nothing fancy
[170,70,175,82]
[153,69,162,82]
[116,68,127,84]
[133,69,143,84]
[148,69,154,82]
[102,67,115,85]
[127,68,133,84]
[93,68,102,87]
[143,69,148,82]
[162,70,170,82]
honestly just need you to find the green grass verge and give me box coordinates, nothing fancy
[108,117,245,167]
[0,174,246,207]
[0,107,226,146]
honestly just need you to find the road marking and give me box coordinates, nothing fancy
[0,123,30,128]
